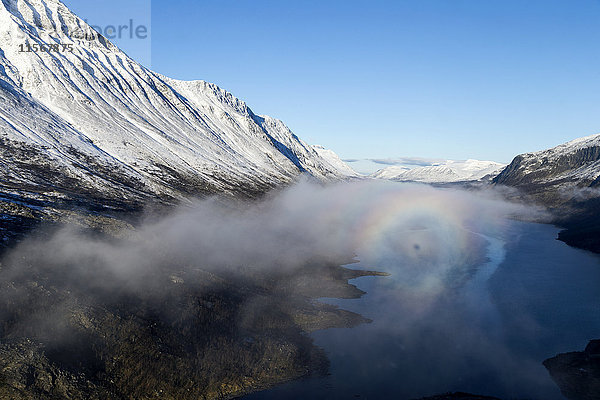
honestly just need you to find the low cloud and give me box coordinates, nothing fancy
[0,179,552,397]
[0,180,540,297]
[558,183,600,201]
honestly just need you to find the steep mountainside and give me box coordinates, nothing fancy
[0,0,356,247]
[0,0,354,209]
[373,159,505,183]
[0,2,374,398]
[493,134,600,191]
[493,134,600,253]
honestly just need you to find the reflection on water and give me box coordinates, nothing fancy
[245,221,600,400]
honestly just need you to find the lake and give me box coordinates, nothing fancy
[244,220,600,399]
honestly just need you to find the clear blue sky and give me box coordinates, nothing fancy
[66,0,600,163]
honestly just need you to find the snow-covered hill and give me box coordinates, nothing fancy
[372,159,506,183]
[494,134,600,188]
[493,133,600,254]
[0,0,355,207]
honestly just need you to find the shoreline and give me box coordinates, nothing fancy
[0,218,390,400]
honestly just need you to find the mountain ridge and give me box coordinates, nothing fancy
[371,159,506,183]
[0,0,355,211]
[0,0,358,252]
[493,133,600,253]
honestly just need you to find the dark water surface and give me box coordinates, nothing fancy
[244,221,600,400]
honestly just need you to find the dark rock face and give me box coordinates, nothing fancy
[557,203,600,254]
[544,340,600,400]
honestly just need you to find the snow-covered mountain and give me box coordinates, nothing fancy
[311,145,358,177]
[0,0,355,209]
[494,134,600,188]
[493,133,600,253]
[372,159,506,183]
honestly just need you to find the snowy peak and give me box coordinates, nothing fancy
[1,0,108,40]
[311,145,359,177]
[372,159,506,183]
[0,0,114,60]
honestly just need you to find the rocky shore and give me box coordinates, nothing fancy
[0,216,387,400]
[544,340,600,400]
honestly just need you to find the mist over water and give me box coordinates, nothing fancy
[243,184,600,400]
[0,180,531,294]
[4,180,588,399]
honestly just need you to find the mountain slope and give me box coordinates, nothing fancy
[493,134,600,253]
[311,144,359,176]
[0,75,151,205]
[494,134,600,187]
[372,159,505,183]
[0,0,353,210]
